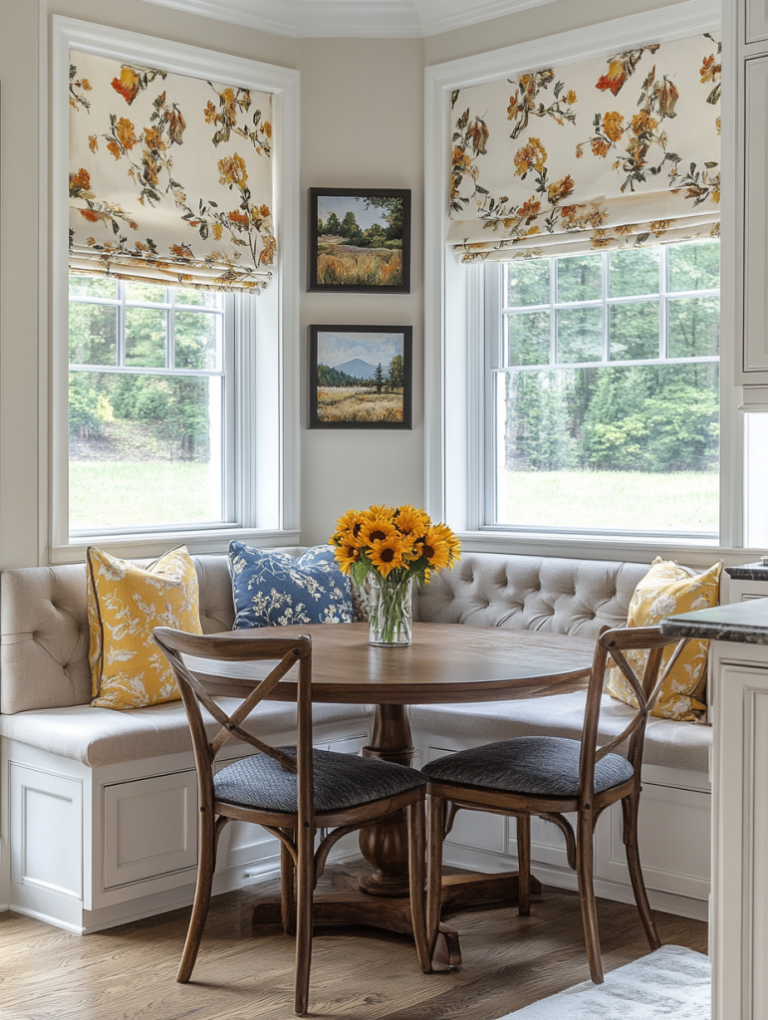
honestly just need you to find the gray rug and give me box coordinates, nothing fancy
[498,945,710,1019]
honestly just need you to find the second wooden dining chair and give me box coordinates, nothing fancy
[422,624,688,983]
[153,627,431,1016]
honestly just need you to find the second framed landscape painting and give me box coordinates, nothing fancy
[308,325,412,430]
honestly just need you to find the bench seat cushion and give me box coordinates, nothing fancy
[409,690,711,773]
[0,700,372,768]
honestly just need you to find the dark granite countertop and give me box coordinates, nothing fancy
[725,560,768,581]
[660,597,768,644]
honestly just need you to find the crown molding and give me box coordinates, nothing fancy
[140,0,560,39]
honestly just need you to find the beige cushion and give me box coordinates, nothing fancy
[415,553,649,638]
[409,690,711,773]
[0,699,371,768]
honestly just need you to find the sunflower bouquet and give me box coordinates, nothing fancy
[330,505,460,646]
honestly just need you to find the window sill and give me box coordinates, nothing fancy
[50,527,302,565]
[457,530,762,569]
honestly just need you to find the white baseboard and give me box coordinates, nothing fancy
[6,904,87,935]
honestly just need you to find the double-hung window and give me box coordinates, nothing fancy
[488,241,720,535]
[52,18,300,558]
[427,8,724,547]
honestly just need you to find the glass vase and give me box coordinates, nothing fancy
[368,574,413,647]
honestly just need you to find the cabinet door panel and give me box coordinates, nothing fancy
[747,0,768,44]
[744,57,768,372]
[103,771,197,889]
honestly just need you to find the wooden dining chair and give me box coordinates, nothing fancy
[422,624,689,983]
[153,627,431,1016]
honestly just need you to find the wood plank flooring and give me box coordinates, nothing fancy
[0,867,707,1020]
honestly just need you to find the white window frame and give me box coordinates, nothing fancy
[46,17,300,564]
[424,0,744,565]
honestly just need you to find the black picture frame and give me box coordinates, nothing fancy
[308,324,413,430]
[308,188,411,293]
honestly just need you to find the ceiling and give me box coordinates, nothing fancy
[141,0,557,39]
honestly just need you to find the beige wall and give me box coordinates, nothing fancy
[298,38,425,545]
[0,0,694,567]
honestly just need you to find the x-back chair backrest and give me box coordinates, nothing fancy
[153,628,314,826]
[578,625,689,804]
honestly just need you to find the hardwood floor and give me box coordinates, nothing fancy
[0,866,707,1020]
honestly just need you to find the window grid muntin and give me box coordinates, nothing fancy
[69,281,225,376]
[502,246,719,371]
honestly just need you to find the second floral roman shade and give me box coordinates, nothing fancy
[449,32,721,263]
[69,50,276,292]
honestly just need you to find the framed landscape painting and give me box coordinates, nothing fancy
[308,188,411,293]
[308,325,412,430]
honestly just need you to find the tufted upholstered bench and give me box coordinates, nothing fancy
[0,548,715,931]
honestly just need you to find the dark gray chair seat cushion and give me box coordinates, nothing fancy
[421,735,634,798]
[214,747,426,814]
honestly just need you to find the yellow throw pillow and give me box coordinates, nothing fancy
[87,546,202,710]
[606,557,722,722]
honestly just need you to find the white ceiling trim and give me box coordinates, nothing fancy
[140,0,560,39]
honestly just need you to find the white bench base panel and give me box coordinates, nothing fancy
[1,721,369,934]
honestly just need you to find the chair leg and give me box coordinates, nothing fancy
[177,809,222,983]
[407,799,432,973]
[281,829,296,938]
[294,822,315,1017]
[622,794,661,951]
[576,809,604,984]
[426,795,445,961]
[516,814,531,917]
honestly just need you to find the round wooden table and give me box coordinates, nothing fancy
[199,621,594,962]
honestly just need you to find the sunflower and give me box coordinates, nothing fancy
[393,505,430,537]
[333,542,359,575]
[368,534,408,578]
[432,523,462,562]
[417,528,452,571]
[331,509,366,547]
[364,504,394,522]
[359,518,397,548]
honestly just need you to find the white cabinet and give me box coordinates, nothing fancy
[747,0,768,43]
[730,0,768,384]
[710,643,768,1020]
[742,56,768,373]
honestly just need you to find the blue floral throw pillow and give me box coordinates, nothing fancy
[229,543,354,629]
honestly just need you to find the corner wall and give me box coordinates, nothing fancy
[0,0,691,567]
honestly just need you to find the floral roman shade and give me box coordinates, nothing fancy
[69,50,275,292]
[449,32,721,263]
